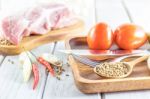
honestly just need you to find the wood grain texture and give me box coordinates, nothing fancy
[43,0,101,98]
[104,90,150,99]
[66,36,150,93]
[0,20,84,55]
[0,55,4,66]
[104,0,150,99]
[2,0,150,98]
[0,43,54,99]
[123,0,150,32]
[43,41,100,99]
[95,0,130,29]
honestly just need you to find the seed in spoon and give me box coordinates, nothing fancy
[94,62,130,78]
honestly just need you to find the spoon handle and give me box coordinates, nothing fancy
[129,55,149,66]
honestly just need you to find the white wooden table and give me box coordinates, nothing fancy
[0,0,150,99]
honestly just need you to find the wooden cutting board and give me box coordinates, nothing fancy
[0,19,84,55]
[66,36,150,93]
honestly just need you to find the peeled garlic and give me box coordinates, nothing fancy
[19,52,32,82]
[19,52,27,68]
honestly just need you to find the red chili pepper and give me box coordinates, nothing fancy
[37,57,54,76]
[32,63,39,90]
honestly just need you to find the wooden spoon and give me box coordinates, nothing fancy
[94,55,149,78]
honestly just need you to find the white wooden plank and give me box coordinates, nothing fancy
[103,0,150,99]
[43,42,100,99]
[95,0,130,29]
[1,0,36,13]
[0,55,4,65]
[77,0,96,35]
[123,0,150,32]
[104,90,150,99]
[0,43,54,99]
[0,0,97,99]
[43,0,100,98]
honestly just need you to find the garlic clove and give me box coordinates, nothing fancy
[22,57,32,82]
[19,51,32,82]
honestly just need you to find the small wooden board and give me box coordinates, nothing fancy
[66,36,150,93]
[0,19,84,55]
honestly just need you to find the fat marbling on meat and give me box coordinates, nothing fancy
[1,3,77,45]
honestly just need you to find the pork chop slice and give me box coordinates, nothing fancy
[1,3,78,45]
[24,6,50,35]
[43,3,76,29]
[25,3,77,34]
[1,15,29,45]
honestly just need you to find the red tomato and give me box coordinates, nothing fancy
[87,23,113,50]
[114,24,147,50]
[87,22,113,50]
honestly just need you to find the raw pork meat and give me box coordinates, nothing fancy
[0,3,77,45]
[1,15,29,45]
[24,5,49,35]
